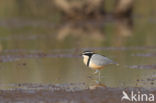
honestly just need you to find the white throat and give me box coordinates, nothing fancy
[82,55,89,66]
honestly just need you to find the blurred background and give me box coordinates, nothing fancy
[0,0,155,88]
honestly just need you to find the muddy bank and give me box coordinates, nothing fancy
[0,83,155,103]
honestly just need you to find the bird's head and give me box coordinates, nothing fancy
[81,51,95,58]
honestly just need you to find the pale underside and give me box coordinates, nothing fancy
[83,54,115,70]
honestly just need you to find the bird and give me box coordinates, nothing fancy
[81,51,118,82]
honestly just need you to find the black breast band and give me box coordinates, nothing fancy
[87,54,93,67]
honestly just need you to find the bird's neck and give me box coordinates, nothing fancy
[83,55,92,67]
[83,55,89,66]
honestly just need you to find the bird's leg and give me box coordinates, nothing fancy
[95,70,101,84]
[93,70,101,83]
[98,70,101,82]
[94,70,99,74]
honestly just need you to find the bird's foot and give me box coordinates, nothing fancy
[95,80,101,84]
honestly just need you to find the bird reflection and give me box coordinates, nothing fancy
[89,82,107,90]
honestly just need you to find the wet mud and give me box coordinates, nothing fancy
[0,83,156,103]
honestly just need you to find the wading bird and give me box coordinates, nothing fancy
[81,51,118,82]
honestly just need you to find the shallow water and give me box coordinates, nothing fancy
[0,1,156,103]
[0,18,156,89]
[0,85,155,103]
[0,0,156,91]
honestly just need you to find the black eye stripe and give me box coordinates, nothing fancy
[83,53,93,56]
[82,51,94,55]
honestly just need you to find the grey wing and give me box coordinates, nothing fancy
[91,54,116,66]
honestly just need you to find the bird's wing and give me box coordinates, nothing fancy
[91,54,116,66]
